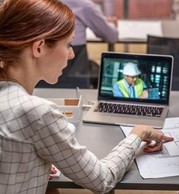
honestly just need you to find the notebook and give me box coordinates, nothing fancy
[83,52,173,129]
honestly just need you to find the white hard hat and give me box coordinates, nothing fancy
[122,62,141,76]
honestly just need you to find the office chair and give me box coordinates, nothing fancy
[147,35,179,90]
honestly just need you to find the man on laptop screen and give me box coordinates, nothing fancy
[113,62,149,99]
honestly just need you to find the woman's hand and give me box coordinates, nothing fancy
[49,166,57,180]
[130,125,174,153]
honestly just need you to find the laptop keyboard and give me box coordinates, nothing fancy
[95,102,163,117]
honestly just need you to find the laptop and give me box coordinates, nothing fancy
[83,52,173,128]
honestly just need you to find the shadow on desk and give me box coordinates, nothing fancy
[46,188,61,194]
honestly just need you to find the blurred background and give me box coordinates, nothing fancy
[88,0,179,64]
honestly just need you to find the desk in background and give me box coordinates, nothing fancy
[34,88,179,194]
[87,20,179,51]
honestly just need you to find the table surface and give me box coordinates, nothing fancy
[34,88,179,191]
[87,19,179,43]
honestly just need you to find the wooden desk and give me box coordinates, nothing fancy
[34,88,179,194]
[87,20,179,51]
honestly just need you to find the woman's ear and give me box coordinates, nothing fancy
[32,39,45,58]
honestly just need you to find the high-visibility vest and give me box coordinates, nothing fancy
[117,78,144,97]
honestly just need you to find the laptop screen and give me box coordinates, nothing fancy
[98,52,173,105]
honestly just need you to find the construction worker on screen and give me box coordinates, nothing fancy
[113,62,148,99]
